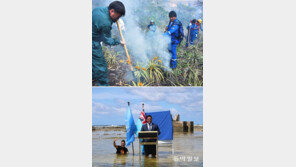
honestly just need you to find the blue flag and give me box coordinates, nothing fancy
[136,118,145,154]
[135,108,146,154]
[125,105,137,146]
[136,119,143,136]
[136,108,146,136]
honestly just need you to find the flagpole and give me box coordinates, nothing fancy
[142,103,144,112]
[142,103,144,156]
[132,142,134,155]
[128,101,135,155]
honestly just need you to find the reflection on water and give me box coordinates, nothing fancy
[92,130,203,167]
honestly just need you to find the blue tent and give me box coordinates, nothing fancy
[145,110,173,140]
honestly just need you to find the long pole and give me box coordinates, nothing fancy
[116,21,133,71]
[132,142,134,155]
[187,21,191,47]
[142,103,144,112]
[139,140,141,163]
[197,23,202,47]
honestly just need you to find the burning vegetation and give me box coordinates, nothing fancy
[104,39,203,86]
[95,0,203,86]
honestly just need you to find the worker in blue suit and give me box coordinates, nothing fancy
[147,20,157,37]
[186,19,199,47]
[196,19,203,44]
[92,1,125,86]
[164,11,183,69]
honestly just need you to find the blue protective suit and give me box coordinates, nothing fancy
[186,23,203,47]
[92,7,121,86]
[199,24,203,32]
[186,24,198,46]
[147,24,157,36]
[164,19,181,69]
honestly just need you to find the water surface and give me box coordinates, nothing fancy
[93,130,203,166]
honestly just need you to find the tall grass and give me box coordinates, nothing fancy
[102,42,203,86]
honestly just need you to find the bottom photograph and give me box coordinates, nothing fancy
[92,87,203,167]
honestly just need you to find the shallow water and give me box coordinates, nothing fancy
[92,130,203,167]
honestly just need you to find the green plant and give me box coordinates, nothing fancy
[183,67,203,86]
[103,46,119,69]
[141,58,167,85]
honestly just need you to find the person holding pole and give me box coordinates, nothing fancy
[113,139,129,154]
[186,19,199,47]
[92,1,126,86]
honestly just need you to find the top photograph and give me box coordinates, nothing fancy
[92,0,203,86]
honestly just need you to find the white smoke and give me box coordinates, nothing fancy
[93,0,203,72]
[118,18,125,31]
[119,0,172,69]
[93,0,172,69]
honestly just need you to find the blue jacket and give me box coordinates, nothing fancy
[148,24,157,32]
[187,24,199,36]
[164,19,181,44]
[147,24,157,37]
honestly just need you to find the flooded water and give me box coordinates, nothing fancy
[92,130,203,167]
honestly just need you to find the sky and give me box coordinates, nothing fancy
[92,87,203,125]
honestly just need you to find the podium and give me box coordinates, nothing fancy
[138,131,158,160]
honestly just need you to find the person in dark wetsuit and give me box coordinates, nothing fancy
[113,138,129,154]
